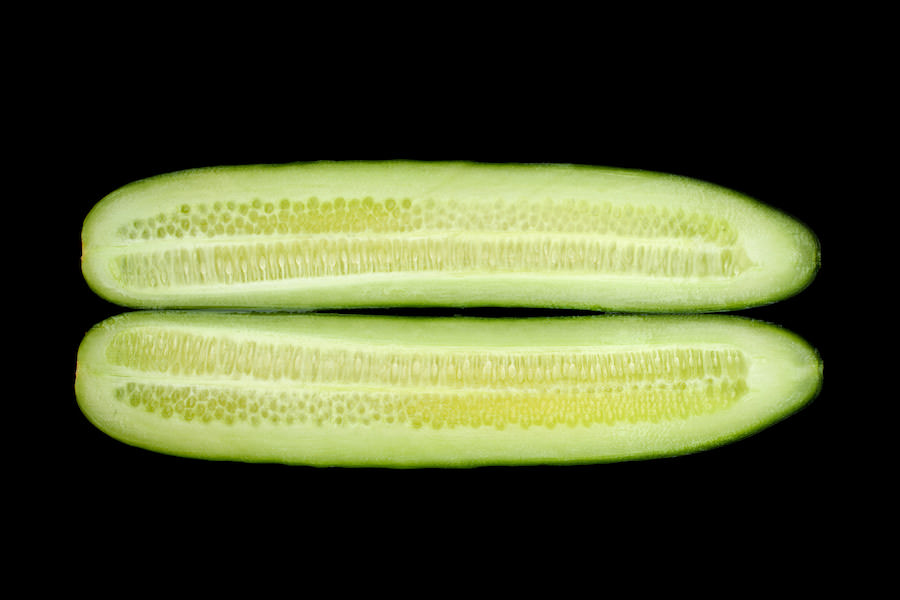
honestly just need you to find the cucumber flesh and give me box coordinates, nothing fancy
[75,311,822,467]
[81,161,819,311]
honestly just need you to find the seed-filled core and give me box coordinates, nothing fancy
[110,195,753,289]
[106,327,750,429]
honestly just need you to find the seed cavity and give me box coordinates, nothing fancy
[106,328,749,430]
[109,196,751,288]
[115,196,739,243]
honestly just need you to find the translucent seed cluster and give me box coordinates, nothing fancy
[115,237,753,288]
[114,196,740,245]
[113,383,388,427]
[107,328,750,429]
[114,381,747,429]
[108,329,748,386]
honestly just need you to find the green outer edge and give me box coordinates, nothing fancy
[74,311,823,468]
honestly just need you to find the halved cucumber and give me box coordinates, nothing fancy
[81,161,819,311]
[75,311,822,467]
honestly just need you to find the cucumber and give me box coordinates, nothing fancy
[75,311,822,467]
[81,161,819,311]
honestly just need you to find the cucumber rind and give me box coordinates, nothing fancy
[75,311,823,467]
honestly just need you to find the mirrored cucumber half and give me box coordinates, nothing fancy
[81,161,819,311]
[75,311,822,467]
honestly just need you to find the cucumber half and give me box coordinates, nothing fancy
[81,161,819,311]
[75,311,822,467]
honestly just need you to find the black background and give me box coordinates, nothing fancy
[38,13,856,571]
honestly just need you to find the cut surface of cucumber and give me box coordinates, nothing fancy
[75,311,822,467]
[81,161,819,311]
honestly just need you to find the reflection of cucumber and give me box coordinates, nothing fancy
[81,161,819,311]
[75,311,822,467]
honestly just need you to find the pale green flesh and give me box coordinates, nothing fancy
[81,161,820,311]
[75,311,822,467]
